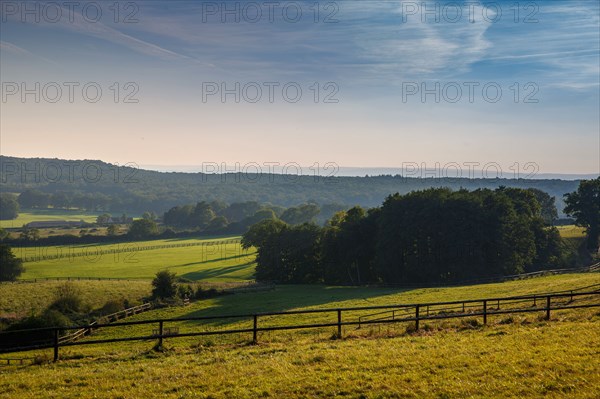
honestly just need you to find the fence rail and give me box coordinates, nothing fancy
[56,303,153,345]
[1,289,598,362]
[17,239,245,263]
[375,262,600,288]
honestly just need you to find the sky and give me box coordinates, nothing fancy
[1,0,599,176]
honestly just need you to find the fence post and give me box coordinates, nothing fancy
[337,309,342,338]
[546,296,551,320]
[415,305,420,331]
[158,321,164,348]
[53,328,59,362]
[253,315,258,344]
[483,300,487,325]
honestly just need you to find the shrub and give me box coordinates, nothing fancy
[48,282,85,314]
[151,271,178,299]
[100,299,126,316]
[1,309,72,351]
[177,284,194,299]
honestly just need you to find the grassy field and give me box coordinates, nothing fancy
[557,225,586,239]
[16,237,256,282]
[0,209,103,229]
[0,273,599,398]
[0,280,152,319]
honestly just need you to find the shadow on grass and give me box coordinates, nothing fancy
[179,261,256,281]
[161,235,241,243]
[176,253,255,268]
[179,285,415,327]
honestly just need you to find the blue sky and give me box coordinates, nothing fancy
[1,0,599,175]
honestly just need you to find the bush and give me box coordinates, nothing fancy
[194,287,222,300]
[152,271,178,299]
[48,282,86,314]
[1,309,72,351]
[177,284,194,299]
[99,299,126,315]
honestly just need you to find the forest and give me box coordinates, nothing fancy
[241,186,596,285]
[0,156,580,216]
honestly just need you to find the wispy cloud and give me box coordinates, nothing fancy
[0,40,58,65]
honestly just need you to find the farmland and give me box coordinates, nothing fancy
[0,209,103,229]
[15,237,256,282]
[0,272,599,398]
[0,280,152,320]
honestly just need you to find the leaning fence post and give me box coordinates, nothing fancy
[337,309,342,338]
[482,300,488,325]
[158,321,164,348]
[415,305,420,331]
[53,328,59,362]
[546,296,551,320]
[252,315,258,343]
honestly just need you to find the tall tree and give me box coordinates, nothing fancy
[128,219,159,239]
[0,194,19,220]
[0,244,24,281]
[564,177,600,251]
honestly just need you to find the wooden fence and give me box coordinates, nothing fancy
[1,288,598,362]
[16,239,246,263]
[376,262,600,289]
[0,303,152,366]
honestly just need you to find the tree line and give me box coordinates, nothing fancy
[0,155,582,217]
[242,182,599,285]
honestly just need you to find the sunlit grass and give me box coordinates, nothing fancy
[16,237,256,282]
[0,209,102,229]
[0,272,599,398]
[557,225,586,239]
[0,280,151,318]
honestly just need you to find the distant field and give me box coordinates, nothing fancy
[1,272,599,398]
[0,280,151,319]
[16,237,256,282]
[557,225,586,239]
[0,209,102,229]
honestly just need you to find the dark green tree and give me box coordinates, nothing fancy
[280,204,320,225]
[96,213,112,225]
[106,224,118,236]
[128,219,159,239]
[190,201,215,229]
[17,189,50,208]
[0,244,24,281]
[564,177,600,251]
[528,188,558,225]
[151,270,178,299]
[0,194,19,220]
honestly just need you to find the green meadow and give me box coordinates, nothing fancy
[0,209,102,229]
[1,272,599,398]
[0,280,152,319]
[16,237,256,282]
